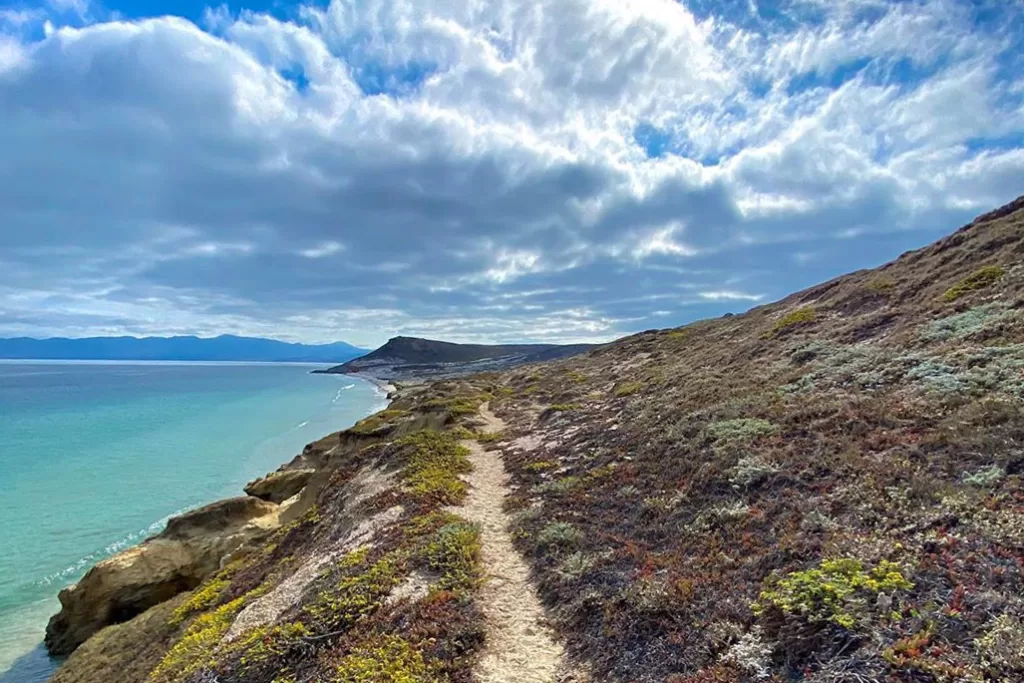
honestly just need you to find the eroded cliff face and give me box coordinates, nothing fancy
[49,383,495,683]
[46,496,282,655]
[48,196,1024,683]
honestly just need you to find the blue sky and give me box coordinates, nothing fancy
[0,0,1022,347]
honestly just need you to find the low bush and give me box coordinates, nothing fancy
[943,265,1005,302]
[754,557,912,629]
[766,306,816,336]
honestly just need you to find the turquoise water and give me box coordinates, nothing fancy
[0,361,385,682]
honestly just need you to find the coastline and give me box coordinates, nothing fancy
[2,365,388,682]
[310,365,398,398]
[343,371,398,398]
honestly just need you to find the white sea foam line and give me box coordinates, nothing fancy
[343,383,355,390]
[34,506,193,587]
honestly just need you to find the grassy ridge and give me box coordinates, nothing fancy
[484,201,1024,682]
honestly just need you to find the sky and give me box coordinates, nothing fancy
[0,0,1022,348]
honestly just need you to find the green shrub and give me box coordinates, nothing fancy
[754,558,913,629]
[423,521,481,592]
[237,622,310,669]
[334,635,440,683]
[170,578,230,625]
[150,587,267,682]
[943,265,1005,302]
[790,340,834,365]
[729,454,778,488]
[303,551,404,630]
[706,418,777,443]
[532,475,582,495]
[614,381,643,397]
[963,465,1005,488]
[556,552,596,582]
[766,306,816,336]
[398,430,472,506]
[536,521,582,550]
[350,409,409,435]
[920,304,1012,342]
[975,614,1024,672]
[422,393,492,417]
[865,275,897,293]
[475,430,504,444]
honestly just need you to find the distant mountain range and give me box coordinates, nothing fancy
[0,335,367,363]
[316,335,601,380]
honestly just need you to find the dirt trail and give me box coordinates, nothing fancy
[455,402,566,683]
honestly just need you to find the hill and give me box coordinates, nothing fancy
[316,335,600,379]
[48,196,1024,683]
[0,335,367,363]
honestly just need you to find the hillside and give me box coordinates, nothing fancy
[48,196,1024,683]
[0,335,366,363]
[317,335,599,380]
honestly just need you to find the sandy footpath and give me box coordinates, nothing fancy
[450,402,568,683]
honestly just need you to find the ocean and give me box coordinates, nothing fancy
[0,360,386,682]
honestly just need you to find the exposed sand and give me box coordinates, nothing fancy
[451,403,568,683]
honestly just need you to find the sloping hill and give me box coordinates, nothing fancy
[486,195,1024,681]
[0,335,366,363]
[48,196,1024,683]
[317,335,599,380]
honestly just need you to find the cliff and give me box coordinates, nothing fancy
[49,196,1024,683]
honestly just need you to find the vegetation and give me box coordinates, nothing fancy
[423,520,481,591]
[766,305,816,336]
[131,386,491,683]
[334,635,440,683]
[150,591,263,682]
[942,264,1005,301]
[169,578,230,625]
[613,381,643,397]
[865,275,897,293]
[350,409,409,435]
[753,557,913,629]
[303,550,405,631]
[397,430,472,507]
[486,202,1024,681]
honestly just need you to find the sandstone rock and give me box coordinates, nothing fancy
[161,496,277,539]
[244,468,315,504]
[45,496,280,656]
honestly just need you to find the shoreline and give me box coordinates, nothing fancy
[345,371,398,398]
[16,369,391,680]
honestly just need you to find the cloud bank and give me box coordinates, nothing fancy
[1,0,1022,346]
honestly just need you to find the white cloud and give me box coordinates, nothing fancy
[299,241,346,258]
[0,0,1021,346]
[699,290,764,302]
[632,223,699,259]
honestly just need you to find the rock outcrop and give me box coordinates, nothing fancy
[45,496,280,655]
[243,468,314,503]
